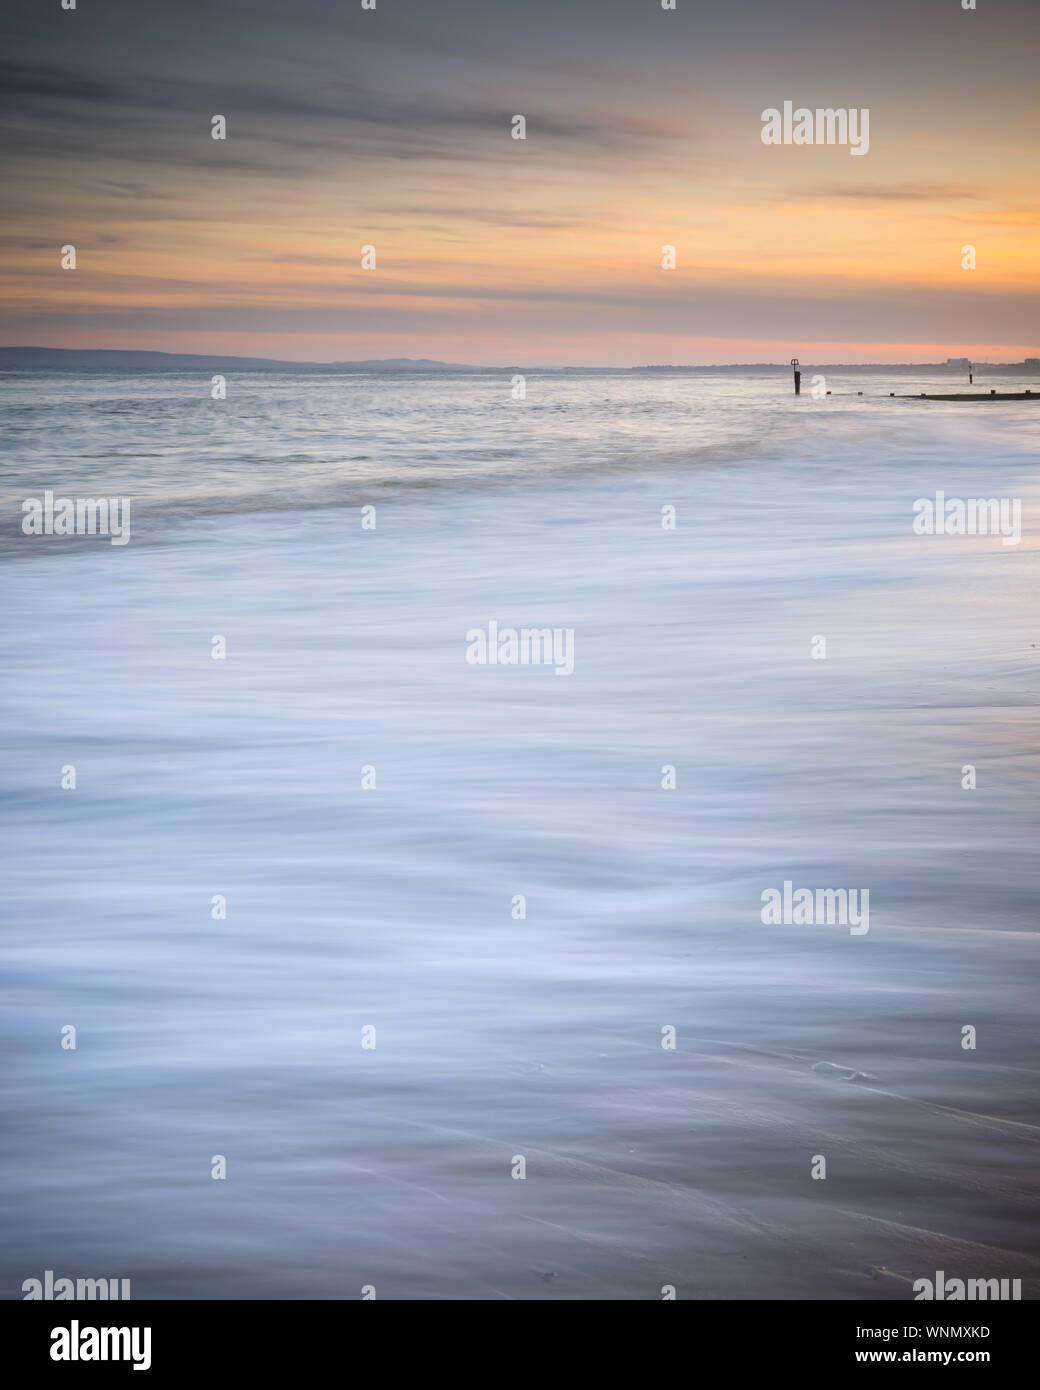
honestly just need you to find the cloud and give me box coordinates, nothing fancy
[786,184,982,203]
[392,207,592,229]
[0,60,113,104]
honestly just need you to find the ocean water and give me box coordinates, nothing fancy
[2,369,1038,1300]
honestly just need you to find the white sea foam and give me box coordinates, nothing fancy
[1,371,1038,1298]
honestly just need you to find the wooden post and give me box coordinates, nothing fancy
[969,362,973,385]
[791,357,801,395]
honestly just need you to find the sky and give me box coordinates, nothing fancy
[1,0,1038,365]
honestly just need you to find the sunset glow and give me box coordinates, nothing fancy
[2,0,1037,363]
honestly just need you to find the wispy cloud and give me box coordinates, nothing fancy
[785,184,983,203]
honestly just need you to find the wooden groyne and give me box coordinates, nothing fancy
[890,390,1036,401]
[790,360,1038,401]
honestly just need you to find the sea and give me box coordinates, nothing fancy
[1,368,1038,1299]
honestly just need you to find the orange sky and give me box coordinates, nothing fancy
[2,0,1038,364]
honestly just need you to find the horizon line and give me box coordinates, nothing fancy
[1,346,1037,372]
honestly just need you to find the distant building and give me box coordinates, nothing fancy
[946,357,971,367]
[1025,358,1039,367]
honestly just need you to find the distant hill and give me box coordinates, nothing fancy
[329,357,478,371]
[0,348,480,372]
[0,347,1035,373]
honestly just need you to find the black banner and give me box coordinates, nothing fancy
[2,1299,1031,1378]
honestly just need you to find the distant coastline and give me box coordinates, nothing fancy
[1,347,1037,375]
